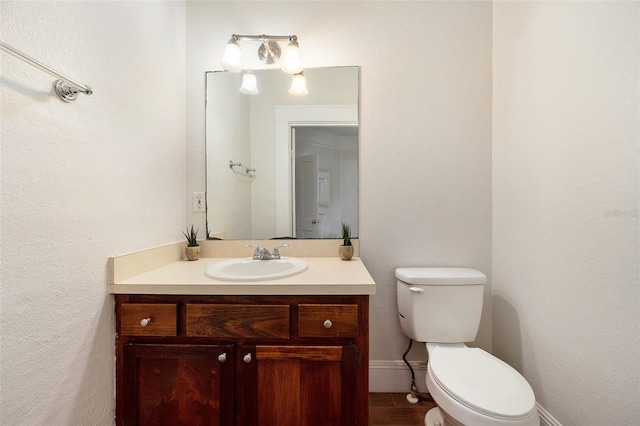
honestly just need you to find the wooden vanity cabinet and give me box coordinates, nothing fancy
[115,294,369,426]
[122,343,234,425]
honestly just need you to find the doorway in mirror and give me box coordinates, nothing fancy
[293,125,358,239]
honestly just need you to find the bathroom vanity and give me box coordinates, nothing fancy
[110,241,375,426]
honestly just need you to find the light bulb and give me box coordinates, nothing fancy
[288,72,308,96]
[239,71,259,94]
[281,39,303,74]
[220,38,242,73]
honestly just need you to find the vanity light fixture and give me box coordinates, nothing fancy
[220,34,305,95]
[220,35,243,73]
[239,71,259,94]
[280,37,303,74]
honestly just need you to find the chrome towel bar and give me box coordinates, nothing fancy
[229,160,256,175]
[0,40,92,102]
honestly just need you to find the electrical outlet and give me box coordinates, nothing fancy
[193,192,205,212]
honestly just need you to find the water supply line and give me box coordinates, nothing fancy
[402,338,421,404]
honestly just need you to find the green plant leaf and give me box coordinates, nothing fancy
[341,221,351,246]
[184,225,199,246]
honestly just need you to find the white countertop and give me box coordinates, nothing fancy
[109,257,376,296]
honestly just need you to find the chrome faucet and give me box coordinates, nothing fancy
[245,244,289,260]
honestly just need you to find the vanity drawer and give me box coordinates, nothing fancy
[120,303,177,336]
[186,304,290,339]
[298,304,358,338]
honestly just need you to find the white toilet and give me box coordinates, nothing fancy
[396,267,539,426]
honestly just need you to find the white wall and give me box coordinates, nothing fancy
[206,72,252,239]
[0,1,186,424]
[492,2,639,424]
[185,1,494,367]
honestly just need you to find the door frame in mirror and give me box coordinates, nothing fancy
[274,104,359,238]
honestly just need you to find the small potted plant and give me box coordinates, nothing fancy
[339,222,354,261]
[183,225,200,261]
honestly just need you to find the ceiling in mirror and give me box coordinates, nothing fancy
[205,66,360,240]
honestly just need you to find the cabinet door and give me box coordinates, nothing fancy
[122,344,234,426]
[238,344,358,426]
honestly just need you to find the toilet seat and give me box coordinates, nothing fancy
[428,344,536,420]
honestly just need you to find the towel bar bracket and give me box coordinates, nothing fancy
[55,80,92,103]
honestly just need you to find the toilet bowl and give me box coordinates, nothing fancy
[424,343,538,426]
[395,267,540,426]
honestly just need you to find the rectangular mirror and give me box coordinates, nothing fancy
[205,66,359,240]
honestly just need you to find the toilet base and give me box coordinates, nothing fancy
[425,407,445,426]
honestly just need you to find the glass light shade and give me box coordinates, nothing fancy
[288,73,308,96]
[239,71,259,94]
[220,41,242,73]
[281,41,303,74]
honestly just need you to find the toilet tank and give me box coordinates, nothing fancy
[396,267,486,343]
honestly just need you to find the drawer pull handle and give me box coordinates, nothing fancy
[218,353,227,363]
[323,319,333,329]
[243,353,252,363]
[140,318,151,327]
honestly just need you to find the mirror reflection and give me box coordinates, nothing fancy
[205,66,359,240]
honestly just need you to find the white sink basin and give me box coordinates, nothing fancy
[205,257,308,282]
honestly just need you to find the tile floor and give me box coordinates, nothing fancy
[369,392,436,425]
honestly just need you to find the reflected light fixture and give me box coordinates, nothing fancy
[288,72,308,96]
[220,34,306,95]
[239,71,259,94]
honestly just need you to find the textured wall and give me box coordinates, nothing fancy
[3,2,634,424]
[0,2,186,424]
[185,1,494,364]
[492,2,639,424]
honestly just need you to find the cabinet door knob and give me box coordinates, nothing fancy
[218,353,227,363]
[323,319,333,329]
[140,318,151,327]
[243,353,252,363]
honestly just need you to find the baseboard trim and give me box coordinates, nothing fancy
[537,402,562,426]
[369,360,427,393]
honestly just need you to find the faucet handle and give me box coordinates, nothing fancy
[272,243,289,259]
[244,244,261,259]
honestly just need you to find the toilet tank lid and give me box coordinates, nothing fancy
[395,267,487,285]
